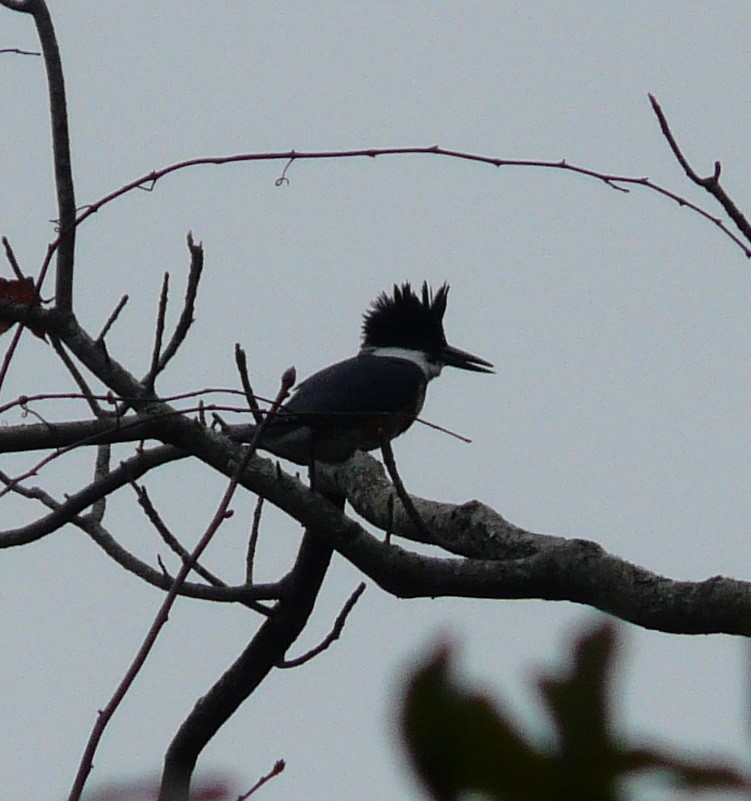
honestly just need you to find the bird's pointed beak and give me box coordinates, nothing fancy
[441,344,494,373]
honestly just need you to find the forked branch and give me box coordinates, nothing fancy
[650,93,751,246]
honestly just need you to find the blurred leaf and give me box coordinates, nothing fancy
[401,644,555,801]
[0,275,45,339]
[400,623,749,801]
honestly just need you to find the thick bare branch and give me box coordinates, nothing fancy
[90,443,110,524]
[11,0,77,308]
[4,387,750,638]
[0,1,32,13]
[68,417,283,801]
[159,529,333,801]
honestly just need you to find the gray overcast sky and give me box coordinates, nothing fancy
[2,3,750,799]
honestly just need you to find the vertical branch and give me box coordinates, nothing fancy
[69,372,295,801]
[159,530,333,801]
[23,0,77,310]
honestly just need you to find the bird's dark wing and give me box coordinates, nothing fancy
[281,354,425,421]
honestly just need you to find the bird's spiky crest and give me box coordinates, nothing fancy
[361,282,449,355]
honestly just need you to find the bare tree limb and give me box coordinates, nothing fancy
[49,336,110,418]
[90,443,110,524]
[245,495,263,583]
[152,233,204,378]
[0,443,185,546]
[0,462,280,606]
[238,759,285,801]
[68,368,296,798]
[0,1,33,14]
[146,273,169,391]
[27,144,748,263]
[4,393,750,639]
[68,401,283,801]
[15,0,77,309]
[132,481,228,588]
[96,294,129,342]
[2,236,26,280]
[235,343,263,424]
[278,582,366,668]
[159,529,334,801]
[649,93,751,246]
[380,438,434,543]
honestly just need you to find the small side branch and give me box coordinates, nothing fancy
[145,272,170,393]
[245,495,264,584]
[380,439,435,543]
[50,337,110,418]
[238,760,285,801]
[235,344,263,424]
[153,233,204,379]
[90,444,110,524]
[0,46,40,55]
[649,93,751,248]
[278,582,366,668]
[2,236,25,280]
[96,294,129,343]
[132,481,227,588]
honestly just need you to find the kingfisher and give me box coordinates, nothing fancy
[229,282,493,465]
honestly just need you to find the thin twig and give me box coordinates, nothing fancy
[235,343,263,424]
[96,294,129,342]
[0,449,279,608]
[2,236,25,280]
[0,386,253,417]
[278,583,366,668]
[414,416,471,443]
[49,337,109,417]
[132,481,227,588]
[90,444,110,524]
[246,495,264,584]
[237,759,286,801]
[29,143,747,267]
[145,272,169,393]
[649,93,751,248]
[0,46,40,55]
[0,328,26,396]
[380,438,435,543]
[153,233,204,379]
